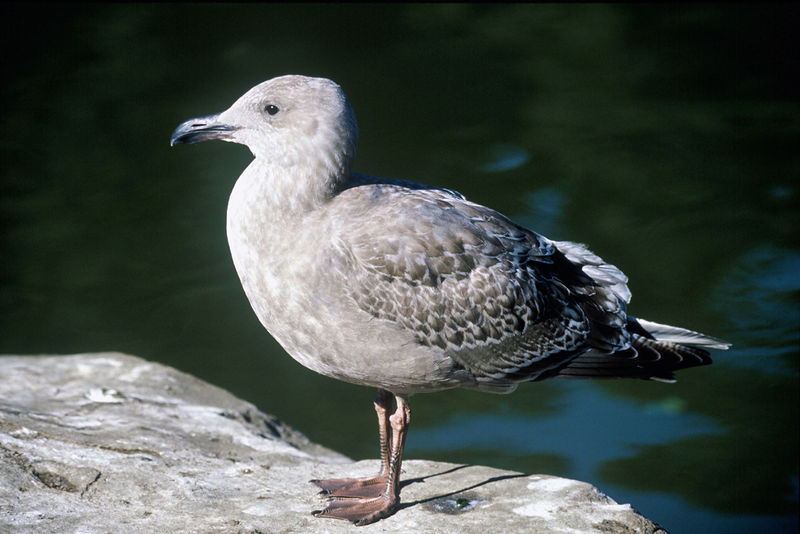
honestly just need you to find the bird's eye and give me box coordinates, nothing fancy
[265,104,279,115]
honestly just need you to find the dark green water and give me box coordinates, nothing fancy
[2,5,798,532]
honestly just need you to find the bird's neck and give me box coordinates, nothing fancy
[229,156,349,224]
[225,155,350,287]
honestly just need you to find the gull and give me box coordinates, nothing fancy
[170,75,730,526]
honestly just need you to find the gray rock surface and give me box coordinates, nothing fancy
[0,353,666,533]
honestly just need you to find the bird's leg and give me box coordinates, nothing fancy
[384,394,411,505]
[312,393,411,525]
[376,388,392,476]
[310,389,392,498]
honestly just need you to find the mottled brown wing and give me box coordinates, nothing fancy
[330,182,633,386]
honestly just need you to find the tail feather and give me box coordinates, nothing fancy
[536,317,728,382]
[633,318,731,350]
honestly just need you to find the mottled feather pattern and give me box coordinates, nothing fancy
[338,184,547,351]
[331,180,652,385]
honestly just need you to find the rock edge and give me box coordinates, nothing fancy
[0,353,666,533]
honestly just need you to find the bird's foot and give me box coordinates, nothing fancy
[312,491,399,526]
[310,474,388,499]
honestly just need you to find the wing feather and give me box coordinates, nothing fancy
[326,180,724,388]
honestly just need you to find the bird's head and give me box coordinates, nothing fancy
[171,75,358,174]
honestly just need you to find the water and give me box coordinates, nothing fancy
[2,4,798,532]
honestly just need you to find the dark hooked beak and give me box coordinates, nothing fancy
[170,113,238,146]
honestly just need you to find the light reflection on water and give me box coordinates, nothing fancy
[408,381,724,482]
[479,144,531,173]
[715,245,800,372]
[415,389,793,533]
[625,492,799,534]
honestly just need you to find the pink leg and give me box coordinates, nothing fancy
[312,391,411,525]
[311,389,391,498]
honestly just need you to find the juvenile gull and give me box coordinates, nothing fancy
[170,75,730,525]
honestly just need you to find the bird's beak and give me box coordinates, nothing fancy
[170,113,238,146]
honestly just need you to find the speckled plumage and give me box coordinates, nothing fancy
[171,75,730,525]
[321,175,719,391]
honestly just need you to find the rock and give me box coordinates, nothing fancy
[0,353,666,533]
